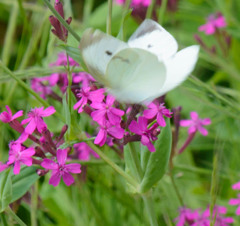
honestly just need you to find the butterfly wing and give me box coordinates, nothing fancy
[152,45,200,98]
[79,28,128,84]
[128,19,178,61]
[105,48,167,103]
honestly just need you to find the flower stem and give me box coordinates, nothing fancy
[0,212,8,226]
[107,0,112,35]
[158,0,168,24]
[178,132,196,154]
[42,0,80,42]
[85,138,139,188]
[6,206,27,226]
[141,191,158,226]
[30,181,38,226]
[146,0,156,19]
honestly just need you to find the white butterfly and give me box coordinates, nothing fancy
[79,19,199,103]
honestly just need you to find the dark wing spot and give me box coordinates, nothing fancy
[147,44,153,48]
[114,56,130,63]
[106,50,112,56]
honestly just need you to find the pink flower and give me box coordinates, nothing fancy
[129,116,159,152]
[143,102,172,127]
[74,88,105,113]
[21,106,56,134]
[193,206,233,226]
[73,142,99,161]
[91,95,124,125]
[229,194,240,215]
[31,78,52,99]
[199,13,227,35]
[174,207,199,226]
[72,72,95,88]
[180,112,211,136]
[232,181,240,190]
[94,122,124,146]
[41,149,81,186]
[7,142,35,175]
[0,106,23,123]
[115,0,151,7]
[0,162,8,173]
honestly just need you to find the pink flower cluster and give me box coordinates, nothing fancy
[73,80,172,152]
[199,12,227,35]
[0,105,82,187]
[229,181,240,215]
[31,52,95,100]
[175,205,234,226]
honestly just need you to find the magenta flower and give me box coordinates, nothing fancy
[31,78,52,99]
[232,181,240,190]
[7,142,35,175]
[72,72,95,88]
[199,13,227,35]
[21,106,56,134]
[129,116,159,152]
[180,112,211,136]
[41,149,81,186]
[174,207,199,226]
[0,106,23,123]
[116,0,151,7]
[73,142,99,161]
[143,102,172,127]
[74,87,105,113]
[91,95,124,125]
[229,194,240,215]
[192,206,233,226]
[94,122,124,147]
[0,162,8,173]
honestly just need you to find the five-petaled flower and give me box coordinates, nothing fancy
[41,149,81,186]
[129,116,160,152]
[7,142,35,175]
[73,142,99,161]
[91,95,125,125]
[229,194,240,215]
[180,112,211,136]
[0,106,23,123]
[143,102,172,127]
[21,106,56,134]
[174,207,199,226]
[199,12,227,35]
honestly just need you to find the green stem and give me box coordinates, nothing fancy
[30,181,38,226]
[83,0,93,24]
[6,207,26,226]
[210,153,218,226]
[85,139,139,188]
[169,173,184,206]
[0,212,8,226]
[146,0,156,19]
[141,191,158,226]
[0,61,65,122]
[66,53,72,139]
[107,0,112,35]
[128,142,144,181]
[42,0,81,42]
[1,3,18,66]
[158,0,168,24]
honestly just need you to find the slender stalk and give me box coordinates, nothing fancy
[83,0,93,24]
[107,0,112,35]
[169,173,184,206]
[158,0,168,24]
[31,181,38,226]
[42,0,81,42]
[6,207,27,226]
[142,191,158,226]
[128,142,144,181]
[85,139,139,188]
[1,3,18,66]
[146,0,156,19]
[210,153,218,226]
[0,212,8,226]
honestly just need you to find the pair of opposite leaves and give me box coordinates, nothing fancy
[80,19,199,103]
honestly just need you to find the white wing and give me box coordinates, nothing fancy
[153,45,200,98]
[105,48,167,103]
[128,19,178,61]
[79,28,128,83]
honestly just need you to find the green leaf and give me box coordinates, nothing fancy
[140,118,172,193]
[11,166,39,203]
[58,45,83,65]
[0,168,12,212]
